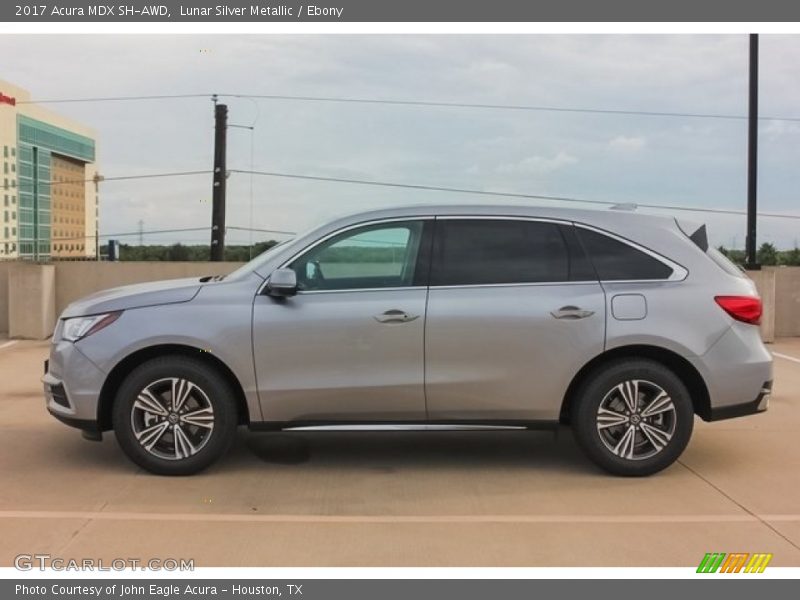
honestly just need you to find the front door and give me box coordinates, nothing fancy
[424,218,606,422]
[253,219,432,422]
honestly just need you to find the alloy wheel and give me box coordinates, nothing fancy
[130,377,215,461]
[595,379,676,461]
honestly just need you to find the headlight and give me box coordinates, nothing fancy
[61,311,122,342]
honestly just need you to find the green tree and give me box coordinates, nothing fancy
[718,246,746,267]
[98,239,280,262]
[779,246,800,266]
[757,242,778,266]
[166,243,190,261]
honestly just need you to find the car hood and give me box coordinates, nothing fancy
[60,277,203,319]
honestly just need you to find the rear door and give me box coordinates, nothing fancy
[424,217,606,422]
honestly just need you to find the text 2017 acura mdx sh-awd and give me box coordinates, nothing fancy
[43,205,772,476]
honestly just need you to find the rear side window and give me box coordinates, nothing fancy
[431,219,572,286]
[576,227,673,281]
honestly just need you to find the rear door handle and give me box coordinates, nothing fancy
[551,306,595,320]
[374,309,419,324]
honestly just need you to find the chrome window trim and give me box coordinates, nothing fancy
[257,213,687,295]
[258,216,433,296]
[436,215,571,225]
[429,281,600,291]
[295,286,428,296]
[429,215,685,287]
[573,223,689,283]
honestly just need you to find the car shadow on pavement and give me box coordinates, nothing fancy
[235,428,596,475]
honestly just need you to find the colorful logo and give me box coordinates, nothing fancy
[697,552,772,573]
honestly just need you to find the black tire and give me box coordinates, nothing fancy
[112,356,238,475]
[571,359,694,476]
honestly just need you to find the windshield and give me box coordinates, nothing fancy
[222,239,294,281]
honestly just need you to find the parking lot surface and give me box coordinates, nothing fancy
[1,337,800,567]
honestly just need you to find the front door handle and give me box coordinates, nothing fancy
[551,305,595,320]
[374,309,419,324]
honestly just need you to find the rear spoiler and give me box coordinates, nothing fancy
[675,219,709,252]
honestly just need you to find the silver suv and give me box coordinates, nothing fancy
[43,205,773,476]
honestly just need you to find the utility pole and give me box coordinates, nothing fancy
[210,102,228,261]
[745,33,760,270]
[137,219,144,246]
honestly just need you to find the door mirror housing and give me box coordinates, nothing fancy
[266,268,298,297]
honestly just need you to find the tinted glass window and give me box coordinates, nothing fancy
[290,221,425,291]
[576,228,673,281]
[560,224,598,282]
[432,219,569,285]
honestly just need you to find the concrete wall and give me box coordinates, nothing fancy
[2,261,800,341]
[747,269,776,343]
[54,261,244,316]
[772,266,800,338]
[7,263,56,339]
[0,262,10,334]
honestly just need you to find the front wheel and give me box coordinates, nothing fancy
[112,356,238,475]
[571,359,694,476]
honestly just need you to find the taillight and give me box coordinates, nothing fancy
[714,296,762,325]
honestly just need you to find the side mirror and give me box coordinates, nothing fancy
[266,268,298,297]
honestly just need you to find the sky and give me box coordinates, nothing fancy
[1,34,799,248]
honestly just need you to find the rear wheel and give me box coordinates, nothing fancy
[112,356,238,475]
[571,359,694,476]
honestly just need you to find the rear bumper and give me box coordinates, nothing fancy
[706,380,772,421]
[690,323,773,421]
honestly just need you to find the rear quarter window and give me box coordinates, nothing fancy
[576,227,674,281]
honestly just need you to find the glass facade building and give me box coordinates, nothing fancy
[16,116,96,260]
[1,79,98,261]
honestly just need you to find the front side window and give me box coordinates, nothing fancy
[431,219,572,286]
[576,227,674,281]
[290,221,426,291]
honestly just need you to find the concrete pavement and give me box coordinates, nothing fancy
[1,337,799,567]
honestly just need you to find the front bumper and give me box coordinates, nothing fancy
[46,406,103,440]
[706,380,772,421]
[43,338,107,438]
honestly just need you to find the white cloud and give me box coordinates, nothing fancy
[494,151,578,175]
[608,135,647,151]
[761,120,800,140]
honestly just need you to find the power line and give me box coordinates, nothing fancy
[229,168,800,221]
[7,163,800,222]
[48,225,295,243]
[16,91,800,123]
[16,94,211,104]
[227,93,800,123]
[50,226,211,242]
[2,170,212,191]
[227,225,296,235]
